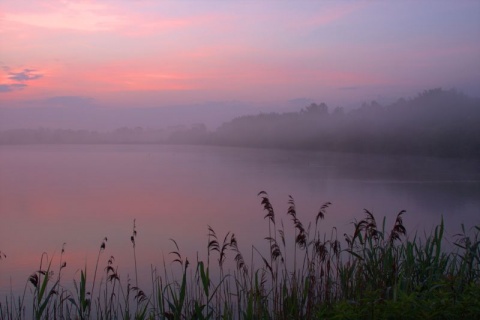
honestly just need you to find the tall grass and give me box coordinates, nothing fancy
[1,192,479,319]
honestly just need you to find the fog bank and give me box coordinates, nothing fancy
[1,88,479,158]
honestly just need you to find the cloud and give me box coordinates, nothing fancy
[3,2,124,32]
[291,2,367,30]
[42,95,95,107]
[338,86,360,91]
[0,67,44,93]
[313,3,366,26]
[0,83,27,92]
[8,69,43,82]
[13,95,97,108]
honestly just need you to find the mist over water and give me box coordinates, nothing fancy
[1,144,479,295]
[2,89,479,158]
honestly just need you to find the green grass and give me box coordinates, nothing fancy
[1,192,479,319]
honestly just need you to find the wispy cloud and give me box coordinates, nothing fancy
[8,69,43,82]
[338,86,360,91]
[2,1,224,36]
[41,95,95,107]
[308,2,367,27]
[3,1,124,32]
[1,1,478,105]
[0,83,27,92]
[0,67,44,93]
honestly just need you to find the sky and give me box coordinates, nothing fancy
[0,0,479,129]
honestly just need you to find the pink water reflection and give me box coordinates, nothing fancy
[1,145,479,295]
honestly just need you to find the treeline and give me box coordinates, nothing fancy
[1,88,479,158]
[204,88,480,158]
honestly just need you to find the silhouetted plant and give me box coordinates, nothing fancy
[1,193,479,319]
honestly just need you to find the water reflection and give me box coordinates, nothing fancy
[1,145,479,295]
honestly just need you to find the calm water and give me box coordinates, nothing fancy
[1,144,479,294]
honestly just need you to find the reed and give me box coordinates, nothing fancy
[0,193,479,319]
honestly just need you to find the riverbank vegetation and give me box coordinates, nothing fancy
[1,192,479,319]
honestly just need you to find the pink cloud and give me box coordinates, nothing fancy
[2,0,475,106]
[58,61,198,93]
[118,13,231,38]
[2,0,231,37]
[307,2,367,27]
[2,1,126,32]
[0,66,46,94]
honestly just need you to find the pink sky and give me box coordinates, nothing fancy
[1,0,479,114]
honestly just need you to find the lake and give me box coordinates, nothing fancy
[1,144,479,295]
